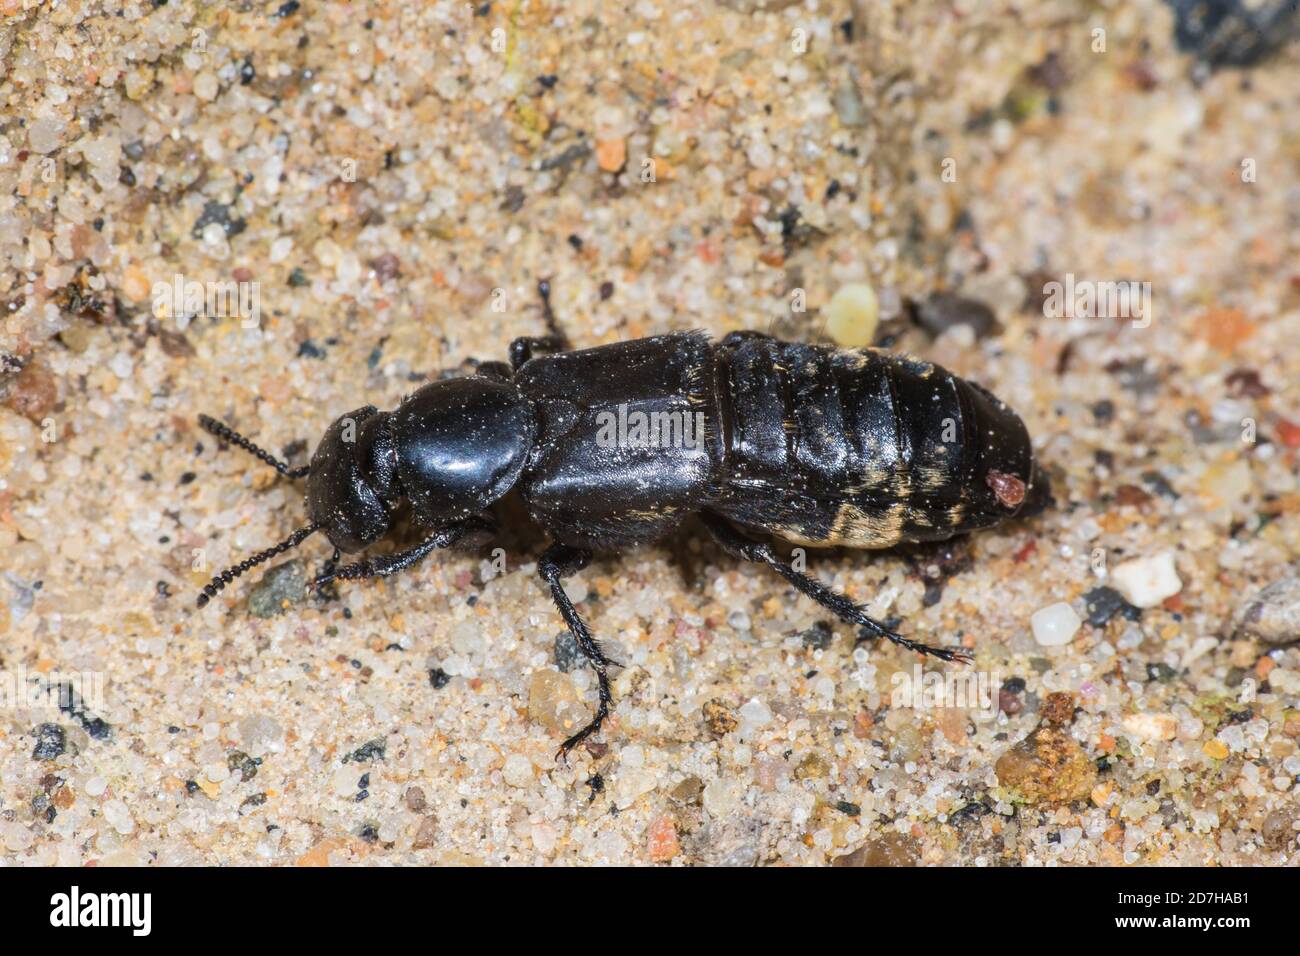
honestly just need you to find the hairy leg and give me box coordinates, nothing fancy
[509,279,571,370]
[310,516,496,588]
[701,513,972,663]
[537,542,619,759]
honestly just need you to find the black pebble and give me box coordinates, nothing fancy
[1146,662,1178,683]
[553,631,587,673]
[297,339,327,359]
[32,723,66,761]
[342,738,387,764]
[1165,0,1300,68]
[191,200,247,240]
[800,620,833,651]
[1083,586,1142,627]
[913,293,997,339]
[1090,399,1115,423]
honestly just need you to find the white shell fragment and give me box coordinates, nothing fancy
[1111,552,1182,608]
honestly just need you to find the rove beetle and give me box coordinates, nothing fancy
[195,282,1050,758]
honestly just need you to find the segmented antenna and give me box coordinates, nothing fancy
[195,523,320,608]
[198,414,310,479]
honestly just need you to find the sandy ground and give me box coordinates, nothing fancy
[1,0,1298,865]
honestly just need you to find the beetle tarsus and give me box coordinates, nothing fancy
[539,543,617,760]
[853,626,973,664]
[557,693,611,762]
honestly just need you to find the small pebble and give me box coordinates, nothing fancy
[1235,574,1300,644]
[702,698,738,737]
[1203,738,1229,760]
[194,72,219,101]
[595,138,626,172]
[553,630,587,672]
[1083,586,1140,627]
[1123,712,1178,741]
[411,816,438,850]
[27,117,66,154]
[995,727,1097,804]
[914,293,997,338]
[726,609,751,632]
[833,833,920,867]
[246,561,306,617]
[83,135,121,169]
[31,724,66,761]
[108,352,134,379]
[702,778,740,817]
[1030,602,1081,646]
[1111,552,1182,608]
[800,620,832,650]
[738,697,772,727]
[102,799,135,835]
[646,815,679,862]
[825,282,879,348]
[833,81,868,127]
[527,670,583,734]
[502,754,534,788]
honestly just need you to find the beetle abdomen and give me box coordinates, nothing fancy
[712,333,1047,548]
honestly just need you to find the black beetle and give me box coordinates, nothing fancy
[195,282,1050,757]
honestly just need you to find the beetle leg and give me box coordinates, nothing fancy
[537,542,619,760]
[508,279,572,370]
[473,360,515,382]
[535,278,567,342]
[309,516,495,589]
[701,513,972,664]
[509,336,567,371]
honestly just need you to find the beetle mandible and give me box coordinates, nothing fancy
[195,281,1051,758]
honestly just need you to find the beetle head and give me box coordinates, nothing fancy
[304,406,401,552]
[193,409,400,608]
